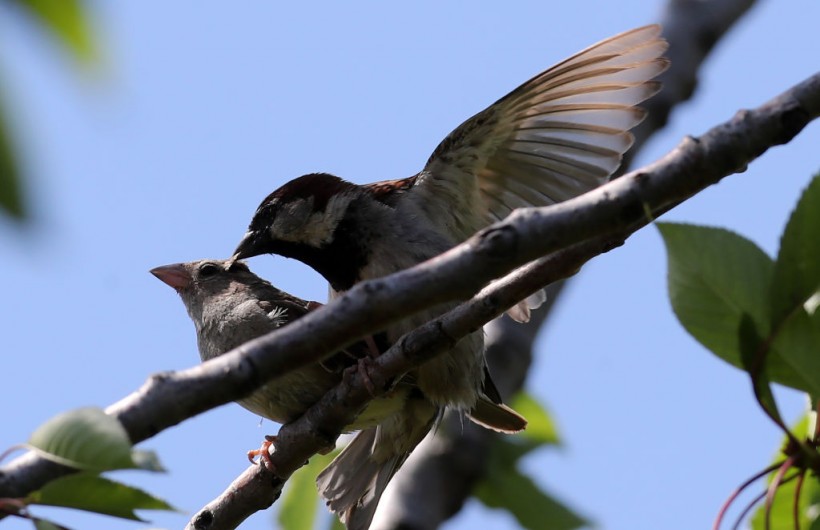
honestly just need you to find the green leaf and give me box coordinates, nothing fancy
[28,473,175,521]
[509,393,560,446]
[771,303,820,394]
[658,222,772,356]
[328,514,345,530]
[770,174,820,327]
[658,223,817,393]
[27,407,162,472]
[130,450,166,472]
[279,451,337,530]
[0,96,24,219]
[7,0,97,65]
[738,314,782,425]
[475,418,588,530]
[474,466,588,530]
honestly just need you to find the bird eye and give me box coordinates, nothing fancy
[198,263,221,278]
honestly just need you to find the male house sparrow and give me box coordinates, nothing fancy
[231,25,669,416]
[151,259,524,529]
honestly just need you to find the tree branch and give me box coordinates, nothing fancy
[0,69,818,529]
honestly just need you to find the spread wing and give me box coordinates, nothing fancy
[419,25,668,228]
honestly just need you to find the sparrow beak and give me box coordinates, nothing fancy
[232,230,261,261]
[150,263,192,291]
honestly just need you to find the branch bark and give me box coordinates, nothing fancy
[0,68,818,527]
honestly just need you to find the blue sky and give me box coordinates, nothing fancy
[2,2,819,529]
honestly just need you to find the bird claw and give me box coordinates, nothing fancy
[247,434,277,472]
[343,357,378,397]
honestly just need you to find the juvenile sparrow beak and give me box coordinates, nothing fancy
[150,263,192,291]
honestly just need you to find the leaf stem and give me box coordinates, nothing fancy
[713,461,783,530]
[792,470,806,530]
[766,455,799,530]
[731,488,767,530]
[0,445,26,464]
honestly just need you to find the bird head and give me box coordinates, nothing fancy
[150,259,252,292]
[150,259,258,314]
[233,173,359,258]
[232,173,368,291]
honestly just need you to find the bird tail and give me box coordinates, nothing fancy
[317,428,402,530]
[317,396,438,530]
[467,395,527,433]
[465,365,527,433]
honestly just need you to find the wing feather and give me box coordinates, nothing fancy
[418,25,669,232]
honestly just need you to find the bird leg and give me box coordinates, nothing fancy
[247,434,277,471]
[343,357,378,397]
[363,334,381,359]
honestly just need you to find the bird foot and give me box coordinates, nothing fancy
[247,434,277,472]
[343,357,378,397]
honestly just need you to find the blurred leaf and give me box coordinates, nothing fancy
[770,174,820,326]
[7,0,96,65]
[475,413,587,530]
[130,450,166,473]
[0,0,99,221]
[658,223,819,394]
[328,514,345,530]
[33,518,71,530]
[279,451,337,530]
[0,96,24,218]
[28,473,175,521]
[475,465,587,530]
[750,414,820,529]
[510,393,560,446]
[808,402,818,442]
[27,407,163,472]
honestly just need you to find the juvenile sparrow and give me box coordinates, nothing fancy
[151,259,524,529]
[232,25,668,416]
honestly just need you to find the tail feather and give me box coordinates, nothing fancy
[467,365,527,433]
[467,396,527,433]
[317,428,403,529]
[317,397,438,530]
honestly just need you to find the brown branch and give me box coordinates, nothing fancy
[0,69,818,529]
[186,465,283,530]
